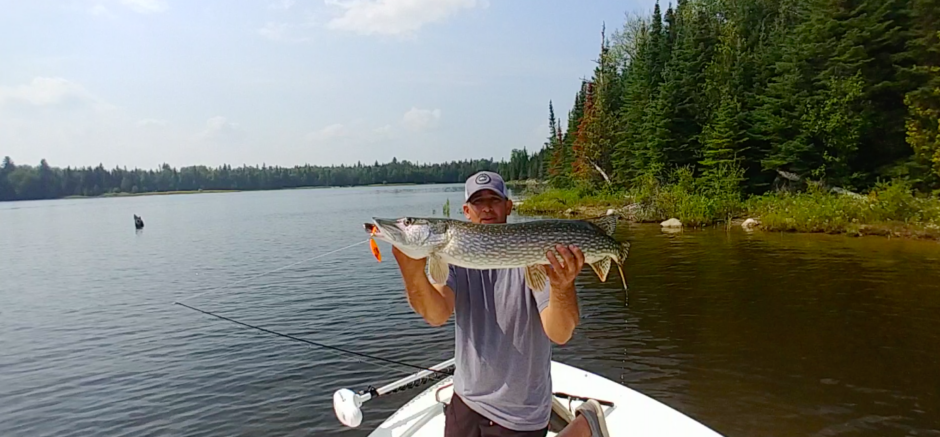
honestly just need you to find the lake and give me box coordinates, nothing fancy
[1,184,939,437]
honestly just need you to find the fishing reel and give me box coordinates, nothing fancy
[333,388,368,428]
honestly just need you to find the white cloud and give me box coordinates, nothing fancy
[401,107,441,132]
[269,0,295,9]
[198,116,241,141]
[0,77,109,110]
[90,4,117,17]
[257,22,311,42]
[375,124,393,135]
[324,0,484,36]
[136,118,168,128]
[305,123,347,142]
[118,0,168,14]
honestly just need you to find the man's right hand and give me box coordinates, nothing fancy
[390,246,455,327]
[391,246,427,277]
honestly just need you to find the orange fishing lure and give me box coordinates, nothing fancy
[369,228,382,262]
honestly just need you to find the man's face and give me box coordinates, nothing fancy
[463,190,512,224]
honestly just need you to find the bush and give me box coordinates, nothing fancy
[515,185,626,214]
[628,164,745,226]
[746,178,940,233]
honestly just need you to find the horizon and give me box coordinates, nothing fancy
[1,0,659,171]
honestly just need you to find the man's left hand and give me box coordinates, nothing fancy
[546,244,585,290]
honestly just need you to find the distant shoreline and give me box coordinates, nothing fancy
[62,190,242,199]
[13,181,486,202]
[1,180,542,203]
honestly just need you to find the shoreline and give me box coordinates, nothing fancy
[515,187,940,243]
[11,181,478,202]
[3,180,540,203]
[62,189,242,199]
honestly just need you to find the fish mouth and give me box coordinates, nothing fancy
[364,217,399,241]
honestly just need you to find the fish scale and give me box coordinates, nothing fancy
[366,216,631,291]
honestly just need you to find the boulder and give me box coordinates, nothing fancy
[742,218,760,230]
[661,218,682,228]
[606,208,616,216]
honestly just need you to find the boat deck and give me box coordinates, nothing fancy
[367,360,723,437]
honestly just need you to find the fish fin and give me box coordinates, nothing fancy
[590,257,611,282]
[427,254,449,285]
[615,241,630,291]
[617,264,628,291]
[618,241,631,264]
[524,264,549,292]
[585,215,619,237]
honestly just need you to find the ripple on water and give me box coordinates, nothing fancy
[2,189,940,437]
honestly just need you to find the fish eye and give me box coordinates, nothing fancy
[402,217,414,226]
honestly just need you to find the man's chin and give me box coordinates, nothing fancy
[479,217,500,224]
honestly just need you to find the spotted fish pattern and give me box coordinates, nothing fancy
[367,215,631,292]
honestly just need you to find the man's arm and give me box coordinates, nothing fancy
[539,244,585,345]
[391,246,455,327]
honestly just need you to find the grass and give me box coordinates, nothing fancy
[516,167,940,241]
[746,180,940,237]
[514,186,628,215]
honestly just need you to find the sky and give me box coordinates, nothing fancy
[0,0,658,170]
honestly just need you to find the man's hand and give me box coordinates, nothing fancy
[391,246,455,327]
[391,246,427,277]
[539,244,584,345]
[546,244,585,290]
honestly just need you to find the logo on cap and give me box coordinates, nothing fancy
[475,173,491,184]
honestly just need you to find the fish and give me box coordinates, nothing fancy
[363,215,630,292]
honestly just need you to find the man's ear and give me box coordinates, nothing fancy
[463,203,471,219]
[505,199,513,216]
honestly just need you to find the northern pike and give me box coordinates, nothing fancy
[364,215,630,291]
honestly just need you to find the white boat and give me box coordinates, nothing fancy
[334,358,724,436]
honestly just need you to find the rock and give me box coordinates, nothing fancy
[564,208,575,216]
[661,218,682,228]
[742,218,760,230]
[606,208,616,216]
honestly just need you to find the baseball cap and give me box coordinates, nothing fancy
[465,171,508,201]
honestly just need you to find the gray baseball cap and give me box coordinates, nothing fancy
[465,171,508,201]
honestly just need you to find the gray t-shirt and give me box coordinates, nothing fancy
[435,264,553,431]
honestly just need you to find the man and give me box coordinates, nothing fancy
[390,170,585,437]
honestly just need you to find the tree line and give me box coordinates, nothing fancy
[537,0,940,194]
[0,155,546,201]
[6,0,937,201]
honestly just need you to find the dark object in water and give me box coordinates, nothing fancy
[134,214,145,230]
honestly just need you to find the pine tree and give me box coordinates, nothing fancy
[903,0,940,182]
[572,28,620,187]
[700,91,746,178]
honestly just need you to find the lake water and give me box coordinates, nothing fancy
[2,184,939,437]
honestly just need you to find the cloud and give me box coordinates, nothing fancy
[269,0,295,9]
[257,22,311,42]
[136,118,168,128]
[118,0,168,14]
[0,77,109,111]
[198,116,242,141]
[401,107,441,132]
[324,0,484,36]
[90,4,117,17]
[305,123,347,142]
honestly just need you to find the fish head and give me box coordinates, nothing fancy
[366,217,450,259]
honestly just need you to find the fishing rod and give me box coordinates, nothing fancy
[174,301,454,376]
[173,238,455,403]
[333,358,456,428]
